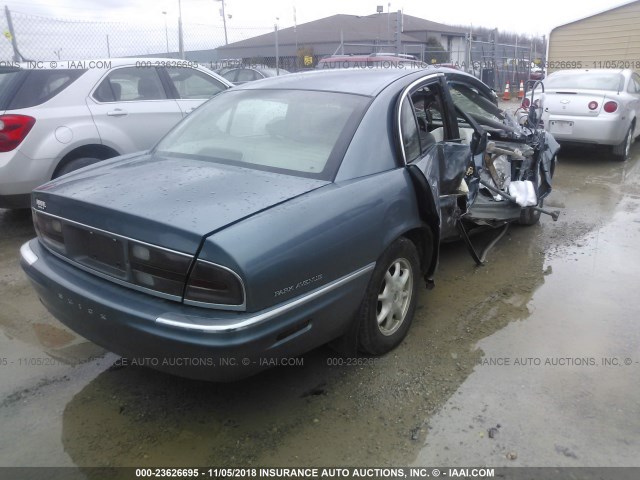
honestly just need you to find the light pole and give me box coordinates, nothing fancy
[216,0,228,45]
[162,11,169,53]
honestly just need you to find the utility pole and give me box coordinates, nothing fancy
[293,4,298,69]
[217,0,228,45]
[178,0,185,59]
[387,3,390,46]
[162,11,169,53]
[5,6,22,62]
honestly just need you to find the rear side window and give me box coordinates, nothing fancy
[7,69,86,109]
[220,69,238,82]
[93,67,167,102]
[236,69,260,82]
[399,97,421,163]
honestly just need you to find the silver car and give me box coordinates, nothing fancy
[540,69,640,161]
[0,58,232,209]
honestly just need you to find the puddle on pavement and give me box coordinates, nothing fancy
[1,146,639,468]
[414,198,640,467]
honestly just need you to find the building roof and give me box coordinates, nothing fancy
[217,13,467,51]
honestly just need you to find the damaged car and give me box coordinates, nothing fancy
[20,68,559,380]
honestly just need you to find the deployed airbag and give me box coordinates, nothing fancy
[508,181,537,207]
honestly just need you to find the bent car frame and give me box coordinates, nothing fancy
[21,67,559,380]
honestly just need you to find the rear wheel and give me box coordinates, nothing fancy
[613,124,634,162]
[53,157,102,178]
[518,199,542,226]
[357,237,420,355]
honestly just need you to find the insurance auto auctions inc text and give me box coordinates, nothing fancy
[242,468,494,478]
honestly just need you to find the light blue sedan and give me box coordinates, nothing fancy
[21,67,559,380]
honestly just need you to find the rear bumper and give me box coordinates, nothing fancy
[20,239,372,381]
[0,193,31,209]
[0,149,53,201]
[543,113,628,146]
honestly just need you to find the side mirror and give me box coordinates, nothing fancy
[470,130,488,156]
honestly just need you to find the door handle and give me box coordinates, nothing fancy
[107,109,128,117]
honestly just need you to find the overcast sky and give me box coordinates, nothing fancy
[5,0,633,37]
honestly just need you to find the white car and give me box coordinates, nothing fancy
[539,69,640,161]
[0,58,233,209]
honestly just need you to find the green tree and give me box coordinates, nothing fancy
[424,37,449,64]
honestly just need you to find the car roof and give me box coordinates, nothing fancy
[233,66,464,97]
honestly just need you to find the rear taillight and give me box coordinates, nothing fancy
[127,242,192,297]
[185,260,245,307]
[588,101,598,111]
[603,101,618,113]
[0,114,35,152]
[521,98,531,108]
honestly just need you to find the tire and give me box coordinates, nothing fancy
[357,237,420,355]
[53,157,103,178]
[612,124,634,162]
[518,199,542,226]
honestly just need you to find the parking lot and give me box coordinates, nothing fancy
[1,142,639,469]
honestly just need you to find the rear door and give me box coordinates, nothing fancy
[86,66,183,153]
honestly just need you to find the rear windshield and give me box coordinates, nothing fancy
[3,69,86,109]
[155,89,370,180]
[544,72,625,91]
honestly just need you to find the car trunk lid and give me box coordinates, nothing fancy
[543,89,608,116]
[32,152,329,255]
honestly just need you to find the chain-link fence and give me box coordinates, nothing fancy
[468,38,546,93]
[0,8,271,63]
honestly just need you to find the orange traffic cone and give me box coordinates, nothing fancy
[517,80,525,99]
[502,82,511,101]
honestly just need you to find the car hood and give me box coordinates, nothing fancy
[32,153,329,254]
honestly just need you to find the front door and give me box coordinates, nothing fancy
[398,75,475,241]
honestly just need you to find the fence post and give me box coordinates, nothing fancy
[5,6,22,62]
[274,23,279,74]
[492,28,499,90]
[395,10,401,55]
